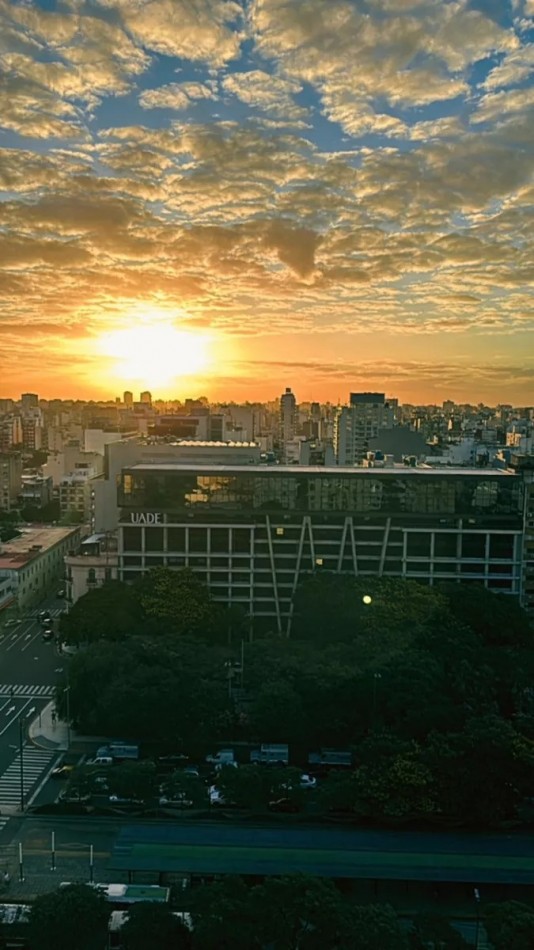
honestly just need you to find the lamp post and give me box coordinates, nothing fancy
[474,888,481,950]
[18,707,35,812]
[372,673,382,730]
[63,685,71,746]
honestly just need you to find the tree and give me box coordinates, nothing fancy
[292,575,446,649]
[121,903,191,949]
[409,913,470,948]
[191,876,260,949]
[439,584,533,648]
[135,567,222,638]
[249,680,306,743]
[484,901,534,950]
[28,884,109,950]
[215,765,305,810]
[106,760,156,801]
[59,582,145,646]
[347,903,409,950]
[251,875,358,949]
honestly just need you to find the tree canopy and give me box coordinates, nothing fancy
[58,572,534,827]
[28,884,109,950]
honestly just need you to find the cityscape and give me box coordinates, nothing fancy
[2,0,534,946]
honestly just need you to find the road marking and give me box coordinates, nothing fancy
[0,746,58,806]
[0,685,54,698]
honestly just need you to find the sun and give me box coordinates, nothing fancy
[98,323,210,390]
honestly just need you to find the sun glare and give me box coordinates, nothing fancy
[98,323,210,390]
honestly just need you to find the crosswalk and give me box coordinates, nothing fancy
[0,685,54,698]
[0,746,57,806]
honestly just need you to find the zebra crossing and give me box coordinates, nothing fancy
[0,746,57,807]
[0,685,54,698]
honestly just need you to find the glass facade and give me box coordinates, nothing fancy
[118,468,523,520]
[117,466,527,634]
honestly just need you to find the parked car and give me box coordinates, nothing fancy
[50,764,75,779]
[208,785,224,805]
[85,756,113,767]
[38,611,50,622]
[59,789,90,803]
[299,774,317,789]
[4,619,19,628]
[42,630,54,642]
[108,795,145,806]
[56,589,66,598]
[159,794,193,807]
[268,798,301,813]
[181,766,200,778]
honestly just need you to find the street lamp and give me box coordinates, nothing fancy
[474,888,481,950]
[18,707,36,812]
[371,673,382,730]
[63,686,71,747]
[362,594,372,605]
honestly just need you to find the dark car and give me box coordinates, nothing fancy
[42,630,54,641]
[50,764,75,779]
[268,798,301,813]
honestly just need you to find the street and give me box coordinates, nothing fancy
[0,598,68,814]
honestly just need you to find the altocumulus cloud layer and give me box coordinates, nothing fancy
[0,0,534,400]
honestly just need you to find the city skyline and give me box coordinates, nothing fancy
[1,0,534,403]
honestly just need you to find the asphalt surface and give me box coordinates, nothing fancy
[0,597,68,812]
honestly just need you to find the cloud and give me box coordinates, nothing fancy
[482,44,534,90]
[120,0,242,67]
[139,81,216,111]
[473,84,534,122]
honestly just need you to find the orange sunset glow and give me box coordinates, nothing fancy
[0,0,533,403]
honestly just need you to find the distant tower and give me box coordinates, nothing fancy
[21,393,38,409]
[123,391,133,408]
[279,387,297,461]
[140,391,152,405]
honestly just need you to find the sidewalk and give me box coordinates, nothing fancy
[28,702,71,752]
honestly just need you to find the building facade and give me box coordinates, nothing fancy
[0,453,23,511]
[0,525,81,611]
[334,393,394,465]
[64,533,118,605]
[117,464,527,635]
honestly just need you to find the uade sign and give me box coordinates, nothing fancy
[130,512,163,525]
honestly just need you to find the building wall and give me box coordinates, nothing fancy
[0,527,81,609]
[64,552,118,604]
[116,466,526,634]
[0,453,22,511]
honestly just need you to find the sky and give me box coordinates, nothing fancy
[1,0,534,405]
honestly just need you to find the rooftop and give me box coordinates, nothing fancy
[0,524,80,569]
[125,463,515,477]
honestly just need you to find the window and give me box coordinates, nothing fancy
[123,527,142,551]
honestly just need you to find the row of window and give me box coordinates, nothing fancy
[121,526,517,560]
[118,472,523,515]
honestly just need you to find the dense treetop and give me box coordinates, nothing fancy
[56,569,534,827]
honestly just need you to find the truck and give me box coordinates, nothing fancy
[205,749,235,766]
[250,743,289,765]
[97,743,140,762]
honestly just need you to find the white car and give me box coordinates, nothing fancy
[109,795,144,805]
[208,785,226,805]
[300,774,317,789]
[159,794,193,807]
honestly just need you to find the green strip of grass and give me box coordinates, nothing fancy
[130,843,534,872]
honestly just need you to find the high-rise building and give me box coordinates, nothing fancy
[21,393,38,410]
[123,391,133,408]
[140,391,152,405]
[334,393,394,465]
[0,453,22,511]
[279,388,297,461]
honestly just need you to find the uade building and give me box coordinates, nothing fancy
[117,463,534,635]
